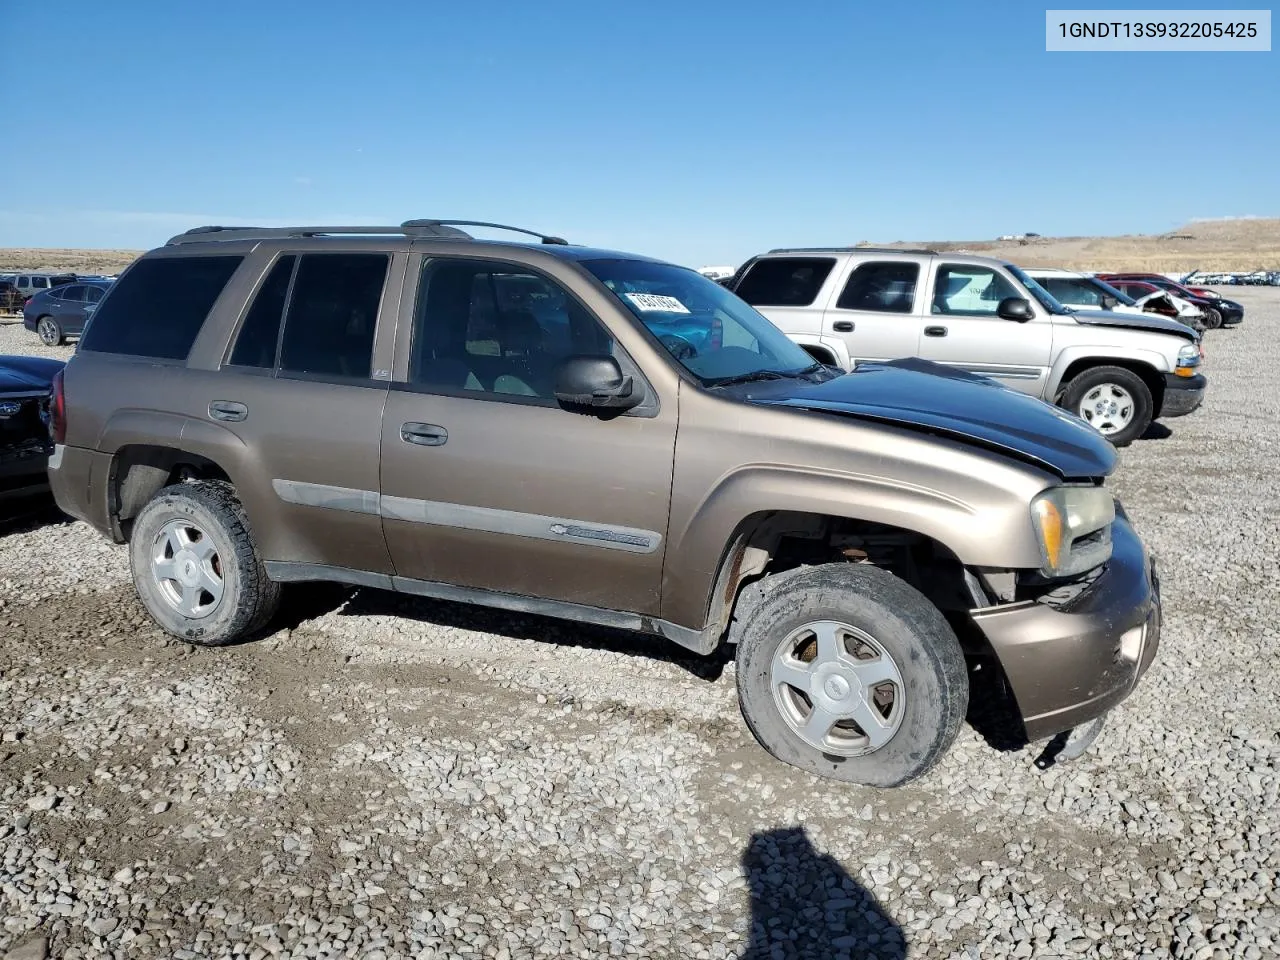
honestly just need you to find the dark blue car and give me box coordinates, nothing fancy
[23,279,113,346]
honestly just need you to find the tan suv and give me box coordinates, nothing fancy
[47,220,1162,787]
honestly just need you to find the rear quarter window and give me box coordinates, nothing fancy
[733,257,836,307]
[79,256,243,360]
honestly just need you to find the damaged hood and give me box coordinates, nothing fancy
[0,355,64,396]
[743,358,1117,480]
[1072,308,1198,340]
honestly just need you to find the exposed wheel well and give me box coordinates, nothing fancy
[109,445,232,541]
[798,344,837,366]
[704,510,974,647]
[1056,359,1164,416]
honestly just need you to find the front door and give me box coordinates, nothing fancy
[917,262,1054,396]
[822,258,926,364]
[379,255,676,615]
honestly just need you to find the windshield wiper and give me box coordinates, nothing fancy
[706,363,823,388]
[705,370,789,388]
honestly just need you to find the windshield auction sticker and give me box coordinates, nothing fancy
[625,293,691,313]
[1046,9,1271,50]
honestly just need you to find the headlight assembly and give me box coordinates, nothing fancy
[1031,486,1115,578]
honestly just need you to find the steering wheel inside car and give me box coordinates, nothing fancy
[659,334,698,360]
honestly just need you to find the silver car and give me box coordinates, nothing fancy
[727,248,1206,447]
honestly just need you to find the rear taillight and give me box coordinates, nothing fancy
[50,368,66,444]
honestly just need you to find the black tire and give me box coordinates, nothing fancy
[36,316,64,346]
[734,563,968,788]
[1060,365,1153,448]
[128,480,281,646]
[1203,307,1222,330]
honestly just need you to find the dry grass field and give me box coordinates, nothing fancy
[2,217,1279,276]
[869,217,1280,274]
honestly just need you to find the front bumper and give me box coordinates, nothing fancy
[970,512,1160,742]
[1160,372,1206,418]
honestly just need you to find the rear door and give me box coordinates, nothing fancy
[378,253,676,615]
[821,257,926,363]
[198,250,399,575]
[917,261,1054,396]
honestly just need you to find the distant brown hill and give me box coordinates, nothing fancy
[2,218,1278,275]
[0,248,141,274]
[866,219,1280,273]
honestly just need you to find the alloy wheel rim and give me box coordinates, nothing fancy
[1079,384,1134,435]
[38,319,56,345]
[152,519,224,619]
[770,620,905,757]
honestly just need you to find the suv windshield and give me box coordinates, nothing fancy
[1006,264,1071,315]
[582,259,818,384]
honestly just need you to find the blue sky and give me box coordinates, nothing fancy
[1,0,1275,266]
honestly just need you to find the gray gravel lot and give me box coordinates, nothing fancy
[1,292,1278,959]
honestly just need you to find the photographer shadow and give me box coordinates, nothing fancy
[741,827,906,960]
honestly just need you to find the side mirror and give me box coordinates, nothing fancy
[1100,295,1119,310]
[997,297,1035,322]
[554,355,645,411]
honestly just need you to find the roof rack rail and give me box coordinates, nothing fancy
[766,245,939,255]
[165,219,569,247]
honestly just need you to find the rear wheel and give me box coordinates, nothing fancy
[36,316,64,346]
[1061,365,1153,447]
[734,563,968,787]
[129,480,280,646]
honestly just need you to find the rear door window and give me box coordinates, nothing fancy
[31,277,48,289]
[86,286,105,304]
[836,262,919,312]
[227,256,296,368]
[59,285,86,303]
[79,256,243,360]
[277,253,388,380]
[733,257,835,306]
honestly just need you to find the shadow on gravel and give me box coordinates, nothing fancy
[963,655,1030,754]
[0,492,69,538]
[1140,421,1173,441]
[741,827,906,960]
[332,588,734,682]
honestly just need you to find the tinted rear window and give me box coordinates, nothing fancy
[734,257,835,306]
[80,256,242,360]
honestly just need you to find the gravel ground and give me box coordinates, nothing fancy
[1,293,1278,960]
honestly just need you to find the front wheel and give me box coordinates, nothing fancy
[129,480,281,646]
[36,316,64,346]
[1061,365,1153,447]
[734,563,968,787]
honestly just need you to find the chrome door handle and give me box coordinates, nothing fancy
[209,400,248,422]
[401,422,448,446]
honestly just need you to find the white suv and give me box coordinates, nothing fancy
[726,247,1206,446]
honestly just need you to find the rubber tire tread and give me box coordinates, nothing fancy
[734,563,968,788]
[1060,365,1153,448]
[129,480,281,647]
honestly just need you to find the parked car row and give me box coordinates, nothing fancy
[722,247,1209,447]
[11,218,1165,789]
[0,271,118,316]
[21,278,114,345]
[1183,269,1280,286]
